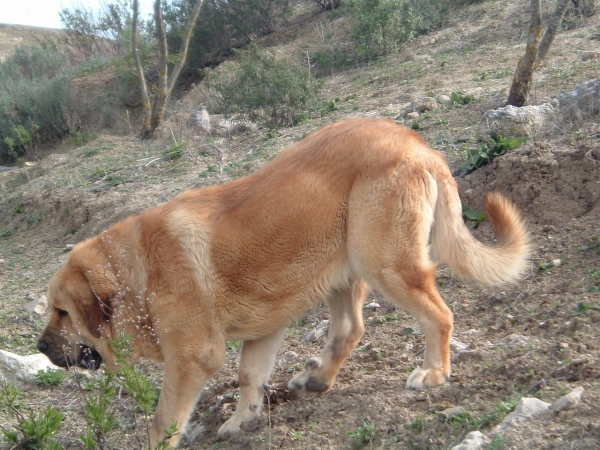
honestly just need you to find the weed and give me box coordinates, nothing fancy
[409,415,425,434]
[226,341,242,352]
[0,380,64,449]
[461,131,527,173]
[450,91,476,106]
[11,202,24,214]
[35,368,67,386]
[82,147,99,158]
[0,229,12,238]
[162,141,187,161]
[348,420,377,447]
[289,430,305,440]
[570,302,599,316]
[462,204,487,230]
[487,434,505,450]
[537,261,555,273]
[27,215,42,225]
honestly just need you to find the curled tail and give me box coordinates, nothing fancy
[431,176,530,286]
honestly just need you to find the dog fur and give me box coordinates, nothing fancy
[38,118,529,447]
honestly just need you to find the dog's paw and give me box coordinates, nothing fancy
[287,357,331,396]
[406,367,448,389]
[217,417,242,440]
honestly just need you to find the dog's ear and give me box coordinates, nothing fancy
[81,289,113,339]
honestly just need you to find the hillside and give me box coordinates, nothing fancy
[0,1,599,449]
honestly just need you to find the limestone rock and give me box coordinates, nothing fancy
[450,431,490,450]
[492,397,550,434]
[551,386,584,413]
[0,349,56,384]
[304,320,329,343]
[405,97,439,115]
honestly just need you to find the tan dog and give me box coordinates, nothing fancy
[38,118,529,447]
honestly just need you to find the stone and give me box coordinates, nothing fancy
[496,334,533,348]
[492,397,550,434]
[188,106,211,135]
[479,103,558,138]
[450,338,469,352]
[406,111,420,120]
[436,94,451,105]
[364,302,380,310]
[282,351,299,364]
[24,294,47,315]
[479,79,599,138]
[304,320,329,343]
[0,349,56,384]
[405,97,439,115]
[442,406,466,419]
[551,386,584,413]
[450,431,490,450]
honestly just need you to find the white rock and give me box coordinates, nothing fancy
[405,97,439,115]
[462,329,481,335]
[492,397,550,434]
[437,94,451,105]
[0,349,57,384]
[364,302,380,310]
[479,103,558,138]
[304,320,329,343]
[551,386,584,413]
[450,431,490,450]
[450,338,469,352]
[496,334,533,348]
[282,351,299,364]
[65,244,75,250]
[479,79,599,138]
[406,111,420,120]
[24,294,47,315]
[552,259,562,267]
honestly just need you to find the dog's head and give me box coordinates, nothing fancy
[37,246,118,371]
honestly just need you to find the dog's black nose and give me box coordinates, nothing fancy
[37,338,49,353]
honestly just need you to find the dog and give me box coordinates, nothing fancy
[38,118,529,447]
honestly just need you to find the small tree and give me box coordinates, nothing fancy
[132,0,204,139]
[507,0,595,107]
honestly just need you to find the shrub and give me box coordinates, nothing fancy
[347,0,450,59]
[0,45,71,162]
[210,47,322,127]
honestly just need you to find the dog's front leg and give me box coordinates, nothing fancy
[217,327,286,439]
[150,343,225,448]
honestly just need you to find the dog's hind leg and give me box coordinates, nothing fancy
[288,279,367,396]
[217,327,286,439]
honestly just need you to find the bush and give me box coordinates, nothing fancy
[347,0,450,59]
[0,45,72,162]
[210,47,322,127]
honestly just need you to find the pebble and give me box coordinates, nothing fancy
[365,302,380,310]
[450,431,489,450]
[282,351,298,364]
[407,111,420,120]
[551,386,584,413]
[492,398,550,434]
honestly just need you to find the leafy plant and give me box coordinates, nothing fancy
[0,381,64,449]
[35,369,67,386]
[162,141,187,161]
[462,204,487,230]
[450,91,476,106]
[0,229,12,238]
[348,420,377,447]
[460,131,527,173]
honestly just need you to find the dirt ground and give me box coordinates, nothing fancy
[1,1,599,449]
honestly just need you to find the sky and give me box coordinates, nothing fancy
[1,0,153,30]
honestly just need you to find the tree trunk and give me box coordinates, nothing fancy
[132,0,152,139]
[507,0,543,107]
[536,0,570,67]
[133,0,205,140]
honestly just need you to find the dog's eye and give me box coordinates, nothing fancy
[57,309,68,318]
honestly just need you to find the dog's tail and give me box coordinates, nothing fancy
[430,174,530,286]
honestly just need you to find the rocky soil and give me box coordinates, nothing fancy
[1,1,599,449]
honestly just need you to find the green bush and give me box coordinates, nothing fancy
[347,0,450,59]
[210,47,322,127]
[0,45,71,162]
